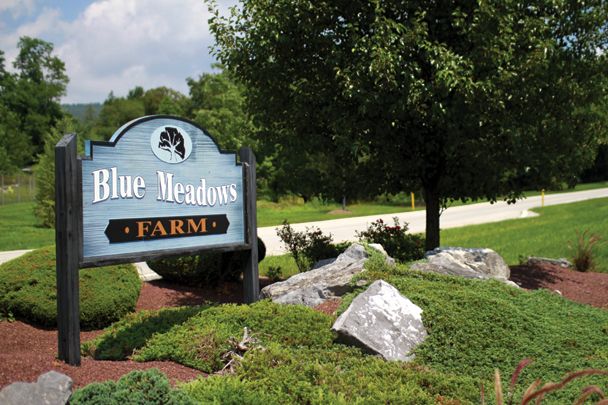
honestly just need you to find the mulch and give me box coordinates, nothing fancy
[1,265,607,390]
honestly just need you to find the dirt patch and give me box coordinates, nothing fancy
[313,298,342,316]
[510,263,608,309]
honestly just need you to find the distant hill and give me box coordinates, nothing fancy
[62,103,102,122]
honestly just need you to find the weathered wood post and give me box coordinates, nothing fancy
[55,133,81,365]
[240,147,260,303]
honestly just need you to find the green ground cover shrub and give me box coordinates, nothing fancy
[70,369,193,405]
[85,300,334,372]
[182,345,479,404]
[0,246,141,329]
[146,238,266,286]
[346,262,608,403]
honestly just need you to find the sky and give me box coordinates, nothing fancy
[0,0,234,103]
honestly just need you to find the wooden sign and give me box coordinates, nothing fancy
[55,116,259,366]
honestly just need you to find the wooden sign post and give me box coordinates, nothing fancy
[55,116,259,365]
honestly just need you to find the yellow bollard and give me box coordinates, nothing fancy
[411,192,415,210]
[541,189,545,207]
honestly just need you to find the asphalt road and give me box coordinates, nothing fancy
[259,188,608,256]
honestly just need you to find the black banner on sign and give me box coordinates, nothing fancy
[104,214,230,243]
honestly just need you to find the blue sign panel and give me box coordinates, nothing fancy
[81,116,245,261]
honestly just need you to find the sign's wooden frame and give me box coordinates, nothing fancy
[55,122,259,366]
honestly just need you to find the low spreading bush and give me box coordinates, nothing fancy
[356,217,425,262]
[276,221,349,272]
[85,300,334,372]
[348,261,608,403]
[182,345,479,404]
[147,237,266,286]
[0,246,141,329]
[70,369,193,405]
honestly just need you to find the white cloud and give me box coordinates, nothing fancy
[2,0,235,103]
[0,8,63,65]
[0,0,37,18]
[57,0,217,102]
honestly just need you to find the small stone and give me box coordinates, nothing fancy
[0,371,73,405]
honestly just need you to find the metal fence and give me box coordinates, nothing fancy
[0,172,36,205]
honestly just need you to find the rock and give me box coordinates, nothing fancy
[411,247,515,286]
[332,280,427,361]
[262,243,393,306]
[526,256,572,269]
[0,371,73,405]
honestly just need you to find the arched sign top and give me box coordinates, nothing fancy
[79,115,247,264]
[84,115,236,162]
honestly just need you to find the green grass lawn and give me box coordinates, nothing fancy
[443,197,608,271]
[0,202,54,250]
[0,181,606,252]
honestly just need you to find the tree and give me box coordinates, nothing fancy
[6,37,68,158]
[187,66,257,150]
[91,90,146,140]
[208,0,608,250]
[142,86,188,115]
[158,127,186,162]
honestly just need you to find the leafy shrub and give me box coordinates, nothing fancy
[569,229,603,272]
[34,117,77,228]
[0,246,141,329]
[147,237,266,286]
[356,217,425,262]
[70,369,194,405]
[276,221,347,272]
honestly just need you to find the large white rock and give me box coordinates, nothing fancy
[0,371,73,405]
[411,247,512,283]
[332,280,427,362]
[262,243,392,307]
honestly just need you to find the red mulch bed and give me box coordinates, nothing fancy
[510,262,608,309]
[0,279,252,390]
[1,266,607,390]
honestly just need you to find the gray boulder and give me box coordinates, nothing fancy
[410,247,514,285]
[332,280,427,361]
[0,371,73,405]
[262,243,392,307]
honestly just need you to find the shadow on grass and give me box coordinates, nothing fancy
[83,305,207,360]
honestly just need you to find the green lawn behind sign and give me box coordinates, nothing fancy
[442,197,608,271]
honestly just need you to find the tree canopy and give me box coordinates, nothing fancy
[208,0,608,249]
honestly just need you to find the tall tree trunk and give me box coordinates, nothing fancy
[423,185,440,251]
